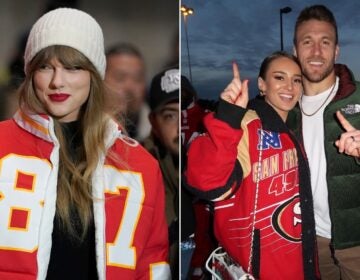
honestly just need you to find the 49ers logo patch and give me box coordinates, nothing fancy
[272,196,302,242]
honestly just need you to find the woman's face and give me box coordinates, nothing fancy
[258,57,302,121]
[33,58,91,122]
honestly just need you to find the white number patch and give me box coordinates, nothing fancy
[105,166,144,268]
[0,154,51,252]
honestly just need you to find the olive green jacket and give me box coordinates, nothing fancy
[287,64,360,249]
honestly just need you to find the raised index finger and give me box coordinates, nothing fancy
[336,110,355,132]
[232,62,240,81]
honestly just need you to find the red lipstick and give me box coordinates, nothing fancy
[49,94,70,102]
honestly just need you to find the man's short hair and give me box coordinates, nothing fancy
[293,5,338,45]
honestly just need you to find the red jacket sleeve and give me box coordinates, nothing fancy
[135,168,171,279]
[184,100,247,200]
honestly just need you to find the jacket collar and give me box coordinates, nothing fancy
[248,97,289,133]
[333,64,356,102]
[13,110,55,143]
[13,110,121,149]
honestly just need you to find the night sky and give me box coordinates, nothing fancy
[181,0,360,100]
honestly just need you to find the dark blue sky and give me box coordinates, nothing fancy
[181,0,360,100]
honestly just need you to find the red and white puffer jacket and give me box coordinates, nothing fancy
[0,110,170,280]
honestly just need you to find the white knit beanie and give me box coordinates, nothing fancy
[24,8,106,79]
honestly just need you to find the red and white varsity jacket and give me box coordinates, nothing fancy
[185,99,319,280]
[0,110,170,280]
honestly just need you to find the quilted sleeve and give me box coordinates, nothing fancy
[135,168,171,280]
[184,99,247,200]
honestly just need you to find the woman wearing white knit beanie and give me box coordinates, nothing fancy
[0,8,170,280]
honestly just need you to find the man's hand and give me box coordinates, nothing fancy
[220,62,249,108]
[335,111,360,157]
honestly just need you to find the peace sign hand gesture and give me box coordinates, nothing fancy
[220,62,249,109]
[335,111,360,157]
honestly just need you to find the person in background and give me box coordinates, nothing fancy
[181,76,216,280]
[104,43,151,141]
[185,51,319,279]
[288,4,360,280]
[0,8,170,279]
[143,68,179,279]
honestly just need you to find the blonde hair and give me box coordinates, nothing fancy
[19,45,109,239]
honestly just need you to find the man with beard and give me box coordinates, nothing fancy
[288,5,360,280]
[104,43,151,141]
[143,68,179,279]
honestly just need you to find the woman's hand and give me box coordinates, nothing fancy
[220,62,249,109]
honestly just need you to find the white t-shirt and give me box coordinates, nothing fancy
[300,77,339,238]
